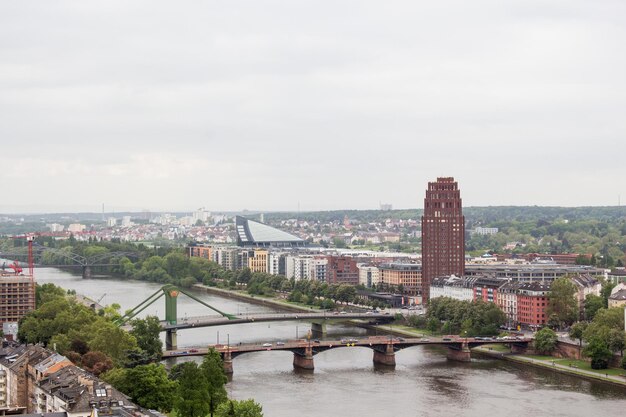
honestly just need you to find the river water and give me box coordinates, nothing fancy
[36,268,626,417]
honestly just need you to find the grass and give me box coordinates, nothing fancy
[524,355,557,361]
[553,358,626,376]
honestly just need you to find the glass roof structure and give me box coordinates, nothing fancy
[236,216,306,247]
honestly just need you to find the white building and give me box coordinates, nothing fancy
[46,223,65,232]
[358,264,381,288]
[67,224,86,233]
[121,216,132,227]
[193,207,211,224]
[106,217,117,227]
[430,275,476,301]
[471,227,499,236]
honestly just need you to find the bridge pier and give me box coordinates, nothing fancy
[311,322,327,337]
[372,343,396,367]
[82,266,92,279]
[222,350,233,374]
[165,329,178,351]
[446,341,471,362]
[293,345,315,370]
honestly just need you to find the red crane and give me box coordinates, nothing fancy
[10,234,35,278]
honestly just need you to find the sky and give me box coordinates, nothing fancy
[1,1,625,214]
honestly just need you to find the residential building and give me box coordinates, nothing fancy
[121,216,132,228]
[430,275,475,301]
[378,263,422,295]
[326,256,359,285]
[187,244,212,260]
[496,282,522,328]
[473,276,504,303]
[517,282,551,329]
[358,264,380,288]
[248,249,269,273]
[67,224,86,233]
[421,177,465,301]
[608,289,626,308]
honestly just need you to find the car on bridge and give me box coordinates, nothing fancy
[262,343,272,347]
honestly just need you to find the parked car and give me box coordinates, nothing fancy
[262,343,272,347]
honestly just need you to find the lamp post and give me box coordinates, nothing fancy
[217,331,220,345]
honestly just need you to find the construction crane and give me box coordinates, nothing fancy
[10,234,35,278]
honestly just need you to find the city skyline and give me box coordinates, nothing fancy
[1,1,625,213]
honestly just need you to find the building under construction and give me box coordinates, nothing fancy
[0,238,36,330]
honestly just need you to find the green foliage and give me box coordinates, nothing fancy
[35,283,66,307]
[608,329,626,355]
[568,322,587,346]
[103,364,177,412]
[600,282,617,308]
[130,316,163,358]
[584,294,604,321]
[546,277,578,328]
[174,362,211,417]
[621,355,626,370]
[580,307,626,369]
[215,399,264,417]
[534,328,558,354]
[584,337,613,369]
[201,348,228,417]
[426,297,506,336]
[18,283,137,365]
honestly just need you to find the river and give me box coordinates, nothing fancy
[36,268,626,417]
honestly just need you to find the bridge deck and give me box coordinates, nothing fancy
[161,312,394,330]
[162,336,531,357]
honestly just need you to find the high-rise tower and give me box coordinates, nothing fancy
[421,177,465,302]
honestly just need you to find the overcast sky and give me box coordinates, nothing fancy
[1,1,625,214]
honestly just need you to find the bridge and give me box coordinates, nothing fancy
[0,244,139,278]
[162,335,533,373]
[114,285,395,350]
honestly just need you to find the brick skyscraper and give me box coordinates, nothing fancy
[421,177,465,302]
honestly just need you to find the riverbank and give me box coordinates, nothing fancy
[192,284,321,313]
[475,346,626,388]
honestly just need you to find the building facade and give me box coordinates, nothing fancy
[421,177,465,301]
[326,256,359,285]
[0,276,36,327]
[378,263,421,295]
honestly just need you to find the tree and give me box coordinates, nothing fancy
[81,351,114,376]
[608,329,626,356]
[584,294,604,321]
[88,321,138,364]
[568,322,587,347]
[102,364,177,412]
[200,348,228,417]
[174,362,210,417]
[427,317,440,334]
[215,399,264,417]
[534,328,558,354]
[600,281,616,308]
[130,315,163,357]
[546,277,578,329]
[583,336,613,369]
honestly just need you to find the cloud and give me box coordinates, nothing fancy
[0,1,624,212]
